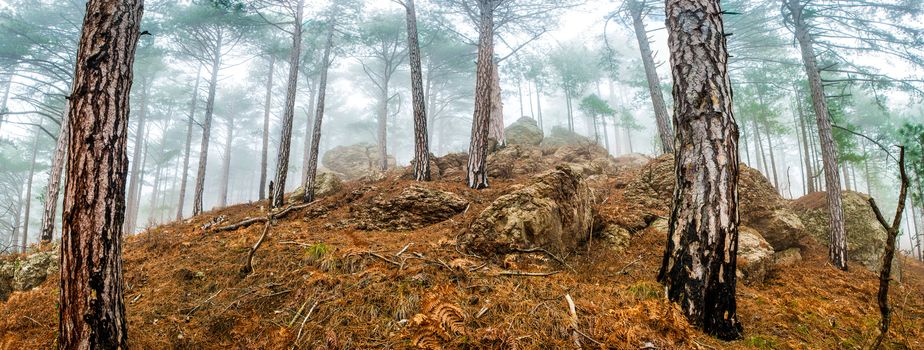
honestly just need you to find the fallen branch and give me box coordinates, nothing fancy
[512,247,573,271]
[565,294,603,347]
[214,201,316,233]
[497,270,560,277]
[364,251,402,267]
[293,299,320,348]
[616,254,644,275]
[241,220,272,275]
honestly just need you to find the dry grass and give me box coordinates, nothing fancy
[1,170,923,350]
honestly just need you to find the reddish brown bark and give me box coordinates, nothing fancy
[59,0,142,347]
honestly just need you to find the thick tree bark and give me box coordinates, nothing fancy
[404,0,431,181]
[123,78,149,235]
[658,0,742,340]
[176,67,201,221]
[466,3,494,189]
[59,0,141,347]
[302,27,334,203]
[20,126,40,252]
[378,74,390,171]
[271,0,305,208]
[40,108,70,242]
[259,56,275,201]
[193,32,223,216]
[489,61,505,146]
[218,114,234,207]
[789,0,847,270]
[629,0,674,154]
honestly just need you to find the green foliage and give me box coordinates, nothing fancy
[578,94,614,118]
[304,242,330,263]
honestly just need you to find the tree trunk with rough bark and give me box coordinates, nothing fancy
[194,32,223,216]
[124,78,149,234]
[629,0,674,154]
[301,78,318,185]
[489,61,505,147]
[788,0,847,270]
[259,56,275,201]
[302,26,334,203]
[466,3,494,189]
[176,67,201,221]
[378,75,390,171]
[271,0,305,208]
[40,108,70,242]
[59,0,141,346]
[797,93,816,193]
[658,0,742,340]
[404,0,431,181]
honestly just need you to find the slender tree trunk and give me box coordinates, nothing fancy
[466,4,494,189]
[378,75,390,171]
[271,0,305,208]
[752,117,767,174]
[793,108,806,196]
[658,0,742,340]
[489,61,505,146]
[303,25,334,203]
[259,56,275,201]
[842,162,851,191]
[59,0,141,346]
[40,108,70,242]
[193,33,223,216]
[147,157,162,224]
[0,68,11,133]
[124,79,149,234]
[176,67,201,221]
[740,121,751,166]
[767,132,780,191]
[128,137,149,232]
[789,0,847,270]
[796,94,816,193]
[404,0,431,181]
[20,125,40,252]
[219,115,234,207]
[535,82,544,132]
[301,77,318,186]
[629,0,674,154]
[12,185,23,253]
[565,93,573,131]
[527,79,535,118]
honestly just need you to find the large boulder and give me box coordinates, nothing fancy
[352,186,469,231]
[504,117,544,146]
[625,155,806,251]
[463,166,595,255]
[288,172,343,204]
[647,220,773,285]
[487,145,545,179]
[540,126,594,149]
[791,191,887,270]
[322,143,396,180]
[0,250,58,301]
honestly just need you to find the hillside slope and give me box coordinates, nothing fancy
[1,145,923,350]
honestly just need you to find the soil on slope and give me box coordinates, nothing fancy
[1,157,923,350]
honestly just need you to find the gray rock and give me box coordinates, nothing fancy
[0,250,58,301]
[774,248,803,267]
[504,117,544,146]
[322,143,396,180]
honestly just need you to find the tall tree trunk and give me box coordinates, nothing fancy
[303,26,334,203]
[740,120,751,167]
[767,132,780,192]
[271,0,305,208]
[465,4,494,189]
[535,81,544,132]
[527,79,535,118]
[629,0,674,154]
[12,185,23,253]
[40,107,70,242]
[193,32,223,216]
[0,69,11,133]
[378,75,389,171]
[751,117,767,174]
[176,67,201,221]
[59,0,141,346]
[790,0,847,270]
[219,115,234,207]
[489,61,505,146]
[128,137,149,232]
[301,78,318,186]
[797,94,816,193]
[565,92,573,132]
[20,125,41,252]
[658,0,742,340]
[147,156,162,224]
[124,78,149,234]
[842,162,851,191]
[405,0,431,181]
[259,56,275,201]
[793,107,806,196]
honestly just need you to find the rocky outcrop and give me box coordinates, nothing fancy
[352,186,469,231]
[322,143,396,180]
[540,126,594,149]
[0,250,58,301]
[625,155,807,251]
[289,172,343,204]
[736,226,775,285]
[504,117,544,146]
[774,248,803,267]
[791,191,887,271]
[463,166,595,255]
[647,220,773,285]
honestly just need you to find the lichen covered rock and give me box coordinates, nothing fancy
[289,172,343,203]
[625,155,806,250]
[504,117,544,146]
[322,143,396,180]
[0,250,58,301]
[791,191,887,270]
[736,226,775,285]
[353,185,469,231]
[464,166,595,255]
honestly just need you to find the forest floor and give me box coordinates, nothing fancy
[1,151,924,349]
